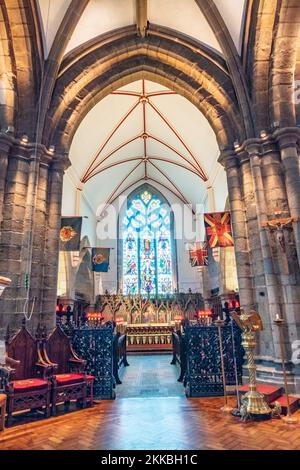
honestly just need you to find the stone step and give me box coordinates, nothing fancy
[270,395,300,415]
[239,384,283,404]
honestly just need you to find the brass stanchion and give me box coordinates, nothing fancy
[273,315,298,425]
[215,317,233,413]
[232,310,272,420]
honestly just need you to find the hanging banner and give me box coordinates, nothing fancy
[60,217,82,251]
[189,242,208,267]
[92,248,110,272]
[204,212,234,248]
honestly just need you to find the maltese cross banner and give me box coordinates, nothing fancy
[204,212,234,248]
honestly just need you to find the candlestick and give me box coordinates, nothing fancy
[232,310,271,420]
[215,317,233,413]
[273,316,298,425]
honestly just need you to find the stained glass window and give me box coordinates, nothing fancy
[122,189,174,295]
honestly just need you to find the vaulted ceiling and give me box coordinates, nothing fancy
[68,79,220,210]
[37,0,247,212]
[38,0,246,58]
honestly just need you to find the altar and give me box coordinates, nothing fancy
[94,292,205,353]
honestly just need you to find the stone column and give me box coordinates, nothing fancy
[0,141,30,334]
[41,155,70,329]
[0,132,14,228]
[275,128,300,266]
[246,140,283,361]
[22,146,52,331]
[219,151,254,310]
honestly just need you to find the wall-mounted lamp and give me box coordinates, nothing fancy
[49,145,55,154]
[234,141,240,150]
[260,130,268,139]
[21,135,29,144]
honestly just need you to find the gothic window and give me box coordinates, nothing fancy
[122,188,174,295]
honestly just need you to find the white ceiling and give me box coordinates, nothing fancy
[68,79,220,212]
[37,0,246,58]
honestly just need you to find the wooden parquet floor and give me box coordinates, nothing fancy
[1,396,300,450]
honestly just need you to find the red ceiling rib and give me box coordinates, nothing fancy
[84,134,141,182]
[81,99,140,181]
[106,160,143,205]
[149,160,191,206]
[86,157,144,179]
[80,80,208,204]
[148,156,202,177]
[147,91,177,97]
[85,154,203,181]
[148,134,202,175]
[104,177,194,215]
[148,99,208,181]
[111,91,140,97]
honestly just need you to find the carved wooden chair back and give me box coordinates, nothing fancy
[47,325,76,374]
[5,322,37,380]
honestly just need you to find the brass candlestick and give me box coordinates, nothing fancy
[273,315,298,425]
[232,310,272,420]
[215,317,233,413]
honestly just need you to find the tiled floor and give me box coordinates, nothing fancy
[117,354,185,398]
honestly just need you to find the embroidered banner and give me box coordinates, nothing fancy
[60,217,82,251]
[189,242,208,267]
[204,212,234,248]
[92,248,110,272]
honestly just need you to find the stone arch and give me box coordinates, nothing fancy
[44,27,246,154]
[0,3,16,129]
[246,0,300,130]
[0,0,43,136]
[269,0,300,127]
[244,0,278,132]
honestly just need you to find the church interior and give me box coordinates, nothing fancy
[1,0,300,453]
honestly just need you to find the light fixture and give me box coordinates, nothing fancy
[49,145,55,154]
[234,141,240,150]
[21,134,29,144]
[260,130,268,139]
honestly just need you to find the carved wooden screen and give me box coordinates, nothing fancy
[184,323,243,397]
[72,324,115,399]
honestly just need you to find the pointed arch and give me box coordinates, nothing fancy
[117,182,178,296]
[45,26,246,154]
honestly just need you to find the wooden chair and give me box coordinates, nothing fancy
[0,394,6,431]
[4,321,52,426]
[41,324,93,415]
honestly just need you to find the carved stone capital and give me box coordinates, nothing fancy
[273,127,300,150]
[50,154,71,173]
[218,150,238,170]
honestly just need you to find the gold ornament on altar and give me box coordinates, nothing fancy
[232,309,272,420]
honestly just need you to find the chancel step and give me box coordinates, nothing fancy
[270,395,300,415]
[239,384,283,404]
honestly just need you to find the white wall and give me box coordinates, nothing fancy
[62,172,97,245]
